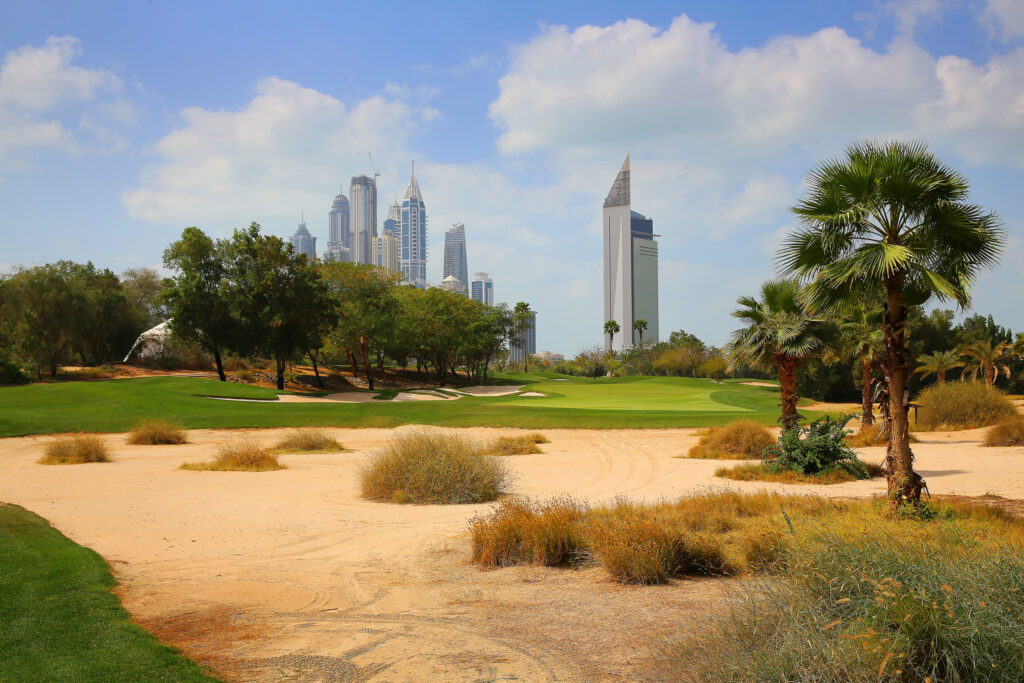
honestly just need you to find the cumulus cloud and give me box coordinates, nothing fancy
[0,36,131,172]
[980,0,1024,40]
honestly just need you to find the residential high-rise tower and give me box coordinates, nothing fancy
[290,216,316,260]
[471,272,493,306]
[443,223,468,290]
[603,155,659,351]
[350,175,377,265]
[400,162,427,286]
[325,188,351,262]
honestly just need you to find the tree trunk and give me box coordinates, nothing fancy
[347,352,359,377]
[860,359,874,429]
[986,367,995,388]
[275,357,285,391]
[775,354,801,431]
[213,348,226,382]
[937,370,946,385]
[308,350,323,388]
[884,281,923,509]
[359,337,373,391]
[377,351,384,371]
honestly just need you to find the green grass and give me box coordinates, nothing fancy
[0,503,219,682]
[0,375,828,437]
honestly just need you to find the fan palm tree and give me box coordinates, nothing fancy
[728,279,831,430]
[913,350,962,385]
[632,318,648,345]
[835,305,885,429]
[604,319,620,351]
[960,340,1014,388]
[780,140,1004,508]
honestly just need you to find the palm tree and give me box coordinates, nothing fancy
[960,340,1014,388]
[835,306,885,429]
[513,301,533,374]
[728,279,831,431]
[781,140,1004,508]
[633,318,648,345]
[914,350,963,385]
[604,320,620,350]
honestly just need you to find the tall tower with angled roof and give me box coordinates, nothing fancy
[400,161,427,286]
[603,155,659,352]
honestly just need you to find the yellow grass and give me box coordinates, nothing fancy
[485,432,549,456]
[984,416,1024,447]
[685,419,775,459]
[38,434,111,464]
[845,423,919,447]
[273,427,343,453]
[915,381,1016,430]
[715,461,885,484]
[179,440,284,472]
[126,419,188,445]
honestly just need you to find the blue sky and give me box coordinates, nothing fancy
[2,0,1022,354]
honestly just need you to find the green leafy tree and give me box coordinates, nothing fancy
[960,340,1014,388]
[782,140,1004,508]
[913,350,963,385]
[603,319,620,351]
[728,279,831,430]
[162,227,238,381]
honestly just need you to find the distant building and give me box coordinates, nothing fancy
[400,162,427,286]
[470,272,493,306]
[443,223,469,290]
[534,350,564,363]
[440,274,467,295]
[372,228,401,273]
[325,188,351,261]
[509,309,537,364]
[290,218,317,260]
[603,155,659,351]
[350,175,377,265]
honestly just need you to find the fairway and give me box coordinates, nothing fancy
[0,375,812,437]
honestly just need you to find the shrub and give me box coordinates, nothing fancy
[984,416,1024,447]
[762,414,871,479]
[126,419,188,445]
[274,427,343,453]
[661,506,1024,681]
[470,497,588,567]
[0,358,28,384]
[715,461,884,485]
[687,420,775,459]
[179,440,284,471]
[39,434,111,464]
[486,432,549,456]
[845,423,919,447]
[360,430,509,504]
[916,381,1016,430]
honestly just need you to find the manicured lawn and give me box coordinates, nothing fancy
[0,375,822,437]
[0,503,219,682]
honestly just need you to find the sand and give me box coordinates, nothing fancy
[2,426,1022,681]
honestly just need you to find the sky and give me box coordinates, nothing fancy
[1,0,1022,355]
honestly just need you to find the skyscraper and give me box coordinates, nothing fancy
[325,188,351,262]
[443,223,469,290]
[471,272,494,306]
[372,228,401,273]
[603,155,659,351]
[400,162,427,286]
[350,175,377,265]
[290,217,316,260]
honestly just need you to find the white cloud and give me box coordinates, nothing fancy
[0,36,131,172]
[881,0,954,36]
[980,0,1024,40]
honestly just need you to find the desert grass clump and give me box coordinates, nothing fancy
[274,427,343,453]
[983,415,1024,447]
[915,381,1016,431]
[126,419,188,445]
[360,429,509,504]
[486,432,549,456]
[179,439,284,472]
[845,423,919,447]
[686,420,775,459]
[39,434,111,464]
[660,503,1024,681]
[715,461,884,484]
[471,497,588,567]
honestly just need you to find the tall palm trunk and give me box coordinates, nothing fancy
[860,358,874,429]
[884,282,923,508]
[775,354,800,431]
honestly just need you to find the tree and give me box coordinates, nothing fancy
[913,350,963,385]
[121,267,169,328]
[632,318,647,345]
[575,346,606,381]
[960,340,1014,388]
[728,279,831,430]
[513,302,533,374]
[837,305,885,429]
[163,227,238,381]
[782,140,1004,508]
[604,319,620,351]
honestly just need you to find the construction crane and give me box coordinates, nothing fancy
[368,152,380,186]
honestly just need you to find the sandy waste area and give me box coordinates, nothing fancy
[2,426,1023,681]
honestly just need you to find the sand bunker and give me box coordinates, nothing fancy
[740,381,777,388]
[518,391,546,397]
[208,385,526,405]
[2,426,1022,681]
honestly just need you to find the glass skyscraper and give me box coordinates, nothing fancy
[443,223,468,290]
[350,175,377,265]
[325,188,350,262]
[471,272,493,306]
[290,218,317,260]
[400,162,427,285]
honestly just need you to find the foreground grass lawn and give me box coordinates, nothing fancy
[0,503,219,682]
[0,375,824,437]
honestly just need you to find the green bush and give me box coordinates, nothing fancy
[763,414,870,479]
[916,381,1016,430]
[0,359,28,384]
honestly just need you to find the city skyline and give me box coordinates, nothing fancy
[443,223,469,291]
[2,2,1022,355]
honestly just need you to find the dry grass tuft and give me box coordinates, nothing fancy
[38,434,111,464]
[916,381,1016,430]
[686,420,775,459]
[486,432,549,456]
[274,427,343,453]
[845,423,919,447]
[470,497,588,567]
[984,415,1024,447]
[360,429,509,504]
[179,440,284,472]
[715,460,885,484]
[127,419,188,445]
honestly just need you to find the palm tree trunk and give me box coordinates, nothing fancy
[275,357,285,391]
[884,282,923,508]
[776,354,800,431]
[937,370,946,385]
[860,359,874,429]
